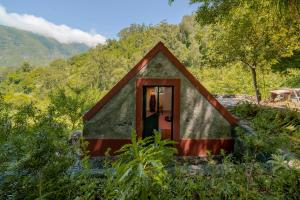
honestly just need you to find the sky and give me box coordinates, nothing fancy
[0,0,198,46]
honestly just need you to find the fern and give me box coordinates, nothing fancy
[104,130,177,200]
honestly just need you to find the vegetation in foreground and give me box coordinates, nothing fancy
[1,0,300,110]
[0,99,299,199]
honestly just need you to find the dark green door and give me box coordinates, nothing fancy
[142,86,159,138]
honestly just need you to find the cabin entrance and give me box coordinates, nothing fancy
[136,78,180,142]
[142,86,174,139]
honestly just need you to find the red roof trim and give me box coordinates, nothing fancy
[83,42,238,125]
[83,42,161,121]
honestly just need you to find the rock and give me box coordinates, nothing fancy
[223,94,236,98]
[68,130,84,173]
[70,130,83,145]
[216,94,255,109]
[238,120,256,135]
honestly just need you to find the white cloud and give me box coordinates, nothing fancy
[0,5,106,47]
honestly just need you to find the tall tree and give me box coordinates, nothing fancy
[170,0,300,102]
[169,0,300,20]
[198,1,299,102]
[275,0,300,17]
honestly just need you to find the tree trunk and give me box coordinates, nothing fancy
[250,67,261,103]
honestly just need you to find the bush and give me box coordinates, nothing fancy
[168,160,300,200]
[1,96,299,200]
[233,103,300,158]
[0,96,103,200]
[103,130,177,200]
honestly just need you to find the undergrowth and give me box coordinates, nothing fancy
[233,102,300,158]
[1,98,299,200]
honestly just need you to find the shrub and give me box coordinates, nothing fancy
[103,130,177,200]
[0,96,103,200]
[168,153,300,200]
[233,103,300,158]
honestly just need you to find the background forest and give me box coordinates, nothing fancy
[0,0,300,199]
[1,6,300,117]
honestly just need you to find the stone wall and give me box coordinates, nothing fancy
[83,52,232,139]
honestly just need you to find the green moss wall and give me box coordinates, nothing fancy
[83,52,232,139]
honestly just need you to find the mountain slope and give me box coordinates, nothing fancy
[0,25,89,66]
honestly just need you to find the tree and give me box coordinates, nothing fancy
[169,0,300,102]
[272,51,300,72]
[20,61,33,72]
[118,24,148,39]
[0,100,75,199]
[274,0,300,17]
[198,1,300,102]
[49,86,90,131]
[169,0,300,20]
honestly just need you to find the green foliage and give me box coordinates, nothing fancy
[1,4,300,199]
[272,51,300,72]
[1,94,299,199]
[233,102,262,119]
[168,158,300,199]
[0,95,103,200]
[274,0,300,17]
[170,1,299,103]
[49,86,92,131]
[0,99,71,199]
[178,0,300,24]
[0,14,299,109]
[233,102,300,158]
[195,0,300,102]
[171,1,300,102]
[20,62,33,73]
[190,65,300,98]
[104,130,177,200]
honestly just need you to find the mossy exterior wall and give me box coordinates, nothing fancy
[83,52,232,139]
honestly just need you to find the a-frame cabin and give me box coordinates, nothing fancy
[83,42,238,157]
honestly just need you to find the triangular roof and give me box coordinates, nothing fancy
[83,42,237,125]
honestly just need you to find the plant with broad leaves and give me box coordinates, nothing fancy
[104,130,177,200]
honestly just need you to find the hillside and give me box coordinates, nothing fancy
[0,18,299,109]
[0,25,89,66]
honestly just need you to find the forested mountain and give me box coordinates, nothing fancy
[0,14,299,109]
[0,25,89,66]
[0,0,300,108]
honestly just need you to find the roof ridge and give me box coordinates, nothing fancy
[83,42,238,125]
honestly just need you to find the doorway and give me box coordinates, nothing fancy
[136,78,180,141]
[142,86,174,139]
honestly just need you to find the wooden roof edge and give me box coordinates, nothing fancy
[83,41,164,121]
[159,44,238,125]
[83,41,238,125]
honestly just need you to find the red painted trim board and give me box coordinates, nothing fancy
[86,138,234,157]
[85,139,131,157]
[177,139,234,156]
[83,43,161,121]
[83,42,237,125]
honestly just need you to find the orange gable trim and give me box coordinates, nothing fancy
[83,42,238,125]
